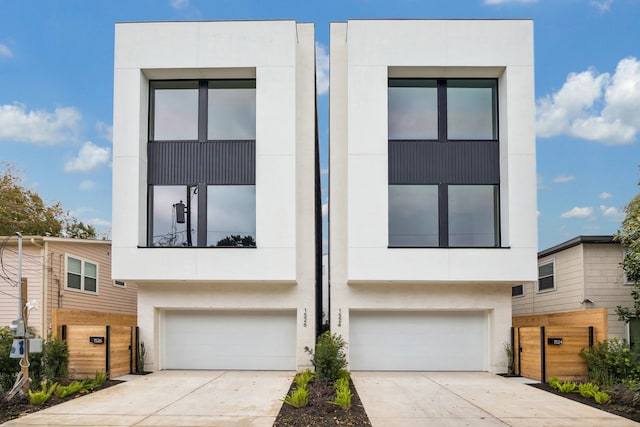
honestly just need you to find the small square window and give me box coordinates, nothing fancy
[512,284,524,298]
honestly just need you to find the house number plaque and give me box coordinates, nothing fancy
[547,337,563,345]
[89,336,105,344]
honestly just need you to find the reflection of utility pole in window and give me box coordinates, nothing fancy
[173,185,197,247]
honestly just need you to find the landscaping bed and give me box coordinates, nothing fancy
[274,378,371,427]
[0,378,122,425]
[530,382,640,423]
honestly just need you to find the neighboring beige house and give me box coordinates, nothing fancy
[512,235,634,340]
[0,236,137,337]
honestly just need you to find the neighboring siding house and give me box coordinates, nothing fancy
[0,236,137,337]
[329,20,537,373]
[112,21,320,371]
[513,235,634,340]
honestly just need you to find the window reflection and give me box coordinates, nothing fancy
[388,80,437,140]
[448,185,498,247]
[447,80,497,140]
[151,186,198,247]
[151,82,199,141]
[208,86,256,140]
[389,185,439,246]
[207,185,256,247]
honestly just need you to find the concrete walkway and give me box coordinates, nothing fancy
[352,371,639,427]
[2,370,293,427]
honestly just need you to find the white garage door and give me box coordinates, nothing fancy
[350,311,487,371]
[162,310,296,370]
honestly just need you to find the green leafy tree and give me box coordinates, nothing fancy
[0,161,97,239]
[616,185,640,322]
[215,234,256,247]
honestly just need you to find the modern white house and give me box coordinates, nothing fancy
[329,20,538,373]
[112,20,321,371]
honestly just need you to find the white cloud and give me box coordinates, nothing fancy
[64,141,111,173]
[316,42,329,95]
[599,192,613,199]
[537,57,640,144]
[0,103,81,145]
[537,175,550,190]
[553,175,576,183]
[96,121,112,142]
[600,205,625,220]
[79,180,97,192]
[561,206,593,219]
[86,217,111,228]
[591,0,613,13]
[320,168,328,176]
[322,203,328,217]
[0,44,13,58]
[170,0,189,9]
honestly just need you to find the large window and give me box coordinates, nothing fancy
[66,255,98,293]
[148,80,256,247]
[538,261,555,292]
[388,78,500,248]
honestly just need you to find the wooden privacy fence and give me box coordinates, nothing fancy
[61,325,136,378]
[52,309,138,379]
[513,326,594,382]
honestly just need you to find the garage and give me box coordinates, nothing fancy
[161,309,296,370]
[349,311,487,371]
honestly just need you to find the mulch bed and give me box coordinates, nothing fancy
[0,379,122,425]
[274,379,372,427]
[530,382,640,423]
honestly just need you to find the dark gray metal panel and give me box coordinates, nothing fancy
[148,141,200,184]
[148,140,255,185]
[201,141,255,185]
[388,140,499,184]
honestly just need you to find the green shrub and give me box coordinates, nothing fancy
[283,387,310,408]
[27,381,57,405]
[578,382,600,399]
[85,371,108,390]
[594,391,612,404]
[294,369,316,389]
[42,334,69,380]
[305,332,347,383]
[54,380,89,398]
[558,381,577,394]
[0,327,20,393]
[580,338,640,387]
[330,377,352,410]
[547,376,561,390]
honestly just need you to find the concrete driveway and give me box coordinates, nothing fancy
[2,370,293,427]
[352,371,638,427]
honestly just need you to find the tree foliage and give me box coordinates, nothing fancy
[0,161,97,239]
[215,234,256,247]
[616,184,640,322]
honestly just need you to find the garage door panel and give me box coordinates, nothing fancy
[350,311,487,371]
[162,310,296,370]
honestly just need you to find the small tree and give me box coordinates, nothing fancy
[615,186,640,322]
[305,332,347,383]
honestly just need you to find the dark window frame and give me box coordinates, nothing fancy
[388,78,501,248]
[512,284,524,298]
[147,79,257,248]
[537,261,555,292]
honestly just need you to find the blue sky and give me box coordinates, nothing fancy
[0,0,639,251]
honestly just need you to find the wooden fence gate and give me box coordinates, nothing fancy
[513,325,594,382]
[61,324,135,379]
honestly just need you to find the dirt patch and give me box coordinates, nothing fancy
[530,383,640,423]
[274,379,372,427]
[0,379,122,425]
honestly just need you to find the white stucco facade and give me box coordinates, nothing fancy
[112,21,318,371]
[329,20,537,373]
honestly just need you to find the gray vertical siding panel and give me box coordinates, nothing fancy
[389,140,499,184]
[148,140,255,185]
